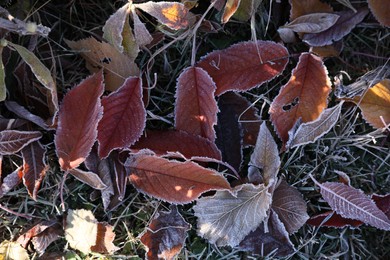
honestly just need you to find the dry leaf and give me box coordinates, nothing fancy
[368,0,390,27]
[289,0,333,21]
[194,183,272,247]
[233,0,261,21]
[0,130,42,155]
[0,167,23,198]
[131,6,154,47]
[269,52,331,144]
[68,168,107,190]
[307,211,363,228]
[103,3,131,53]
[0,47,5,102]
[90,222,119,254]
[221,0,241,23]
[65,37,139,91]
[283,13,339,33]
[0,240,29,260]
[351,79,390,128]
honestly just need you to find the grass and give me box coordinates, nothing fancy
[0,0,389,259]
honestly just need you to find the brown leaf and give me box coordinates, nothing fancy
[302,7,369,46]
[282,13,339,33]
[197,40,289,96]
[289,0,333,21]
[175,66,218,141]
[249,122,279,185]
[65,37,139,91]
[90,222,119,254]
[306,211,363,228]
[272,180,309,234]
[221,0,241,23]
[32,224,63,256]
[351,79,390,129]
[132,129,222,160]
[131,6,153,47]
[0,130,42,155]
[103,3,131,53]
[238,210,295,257]
[134,1,189,30]
[372,194,390,219]
[140,205,190,259]
[194,183,272,247]
[269,52,331,144]
[368,0,390,27]
[310,40,343,58]
[126,152,230,204]
[55,72,104,171]
[68,168,107,190]
[97,76,146,158]
[21,141,47,200]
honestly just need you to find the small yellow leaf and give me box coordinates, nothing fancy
[0,240,29,260]
[352,79,390,129]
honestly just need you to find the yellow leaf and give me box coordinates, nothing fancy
[0,240,29,260]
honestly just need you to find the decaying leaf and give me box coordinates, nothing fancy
[0,166,23,198]
[65,37,139,91]
[272,180,309,234]
[68,168,107,190]
[249,122,279,185]
[351,79,390,128]
[238,210,295,257]
[90,222,119,254]
[194,183,272,247]
[286,102,343,149]
[306,211,363,228]
[140,205,191,259]
[103,3,131,53]
[197,40,289,96]
[134,1,189,30]
[269,52,331,144]
[289,0,333,21]
[368,0,390,27]
[372,194,390,219]
[55,72,104,171]
[221,0,241,23]
[0,130,42,155]
[282,13,339,33]
[131,6,153,47]
[233,0,261,21]
[302,7,369,46]
[0,240,29,260]
[126,152,230,204]
[97,76,146,158]
[132,130,222,160]
[21,141,47,200]
[312,178,390,230]
[175,67,218,141]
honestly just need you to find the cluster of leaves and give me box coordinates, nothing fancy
[0,0,389,258]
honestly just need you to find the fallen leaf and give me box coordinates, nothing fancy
[238,210,295,257]
[368,0,390,27]
[0,167,23,198]
[126,152,230,204]
[5,101,48,129]
[21,141,47,200]
[372,194,390,219]
[97,76,146,158]
[65,37,139,91]
[0,130,42,155]
[233,0,262,21]
[134,1,189,30]
[65,209,98,254]
[175,66,218,141]
[0,47,5,101]
[282,13,339,33]
[286,102,343,149]
[131,6,154,47]
[351,79,390,128]
[269,52,331,144]
[310,40,343,58]
[249,122,279,185]
[197,40,289,96]
[103,3,131,53]
[194,183,272,247]
[272,180,309,234]
[132,129,222,160]
[90,222,119,254]
[312,178,390,230]
[140,205,191,259]
[55,72,104,171]
[289,0,333,21]
[0,116,27,131]
[0,240,29,260]
[302,7,369,46]
[68,168,107,190]
[306,211,363,228]
[96,159,115,211]
[121,14,140,60]
[221,0,241,23]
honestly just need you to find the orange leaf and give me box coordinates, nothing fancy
[368,0,390,27]
[126,152,230,204]
[352,79,390,129]
[269,53,331,144]
[289,0,333,21]
[222,0,241,23]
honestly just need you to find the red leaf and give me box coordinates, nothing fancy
[131,129,222,160]
[55,72,104,171]
[0,130,42,155]
[126,152,230,204]
[306,211,363,228]
[372,194,390,219]
[140,205,190,259]
[97,76,146,158]
[21,141,47,200]
[175,66,218,141]
[313,180,390,230]
[90,222,119,254]
[197,40,289,96]
[269,53,331,144]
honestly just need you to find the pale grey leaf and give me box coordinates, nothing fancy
[272,180,309,234]
[277,27,297,43]
[283,13,339,33]
[131,5,153,47]
[286,102,342,149]
[194,183,272,247]
[249,122,280,185]
[103,3,130,53]
[69,168,107,190]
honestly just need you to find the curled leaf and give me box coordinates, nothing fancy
[222,0,241,23]
[103,3,131,53]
